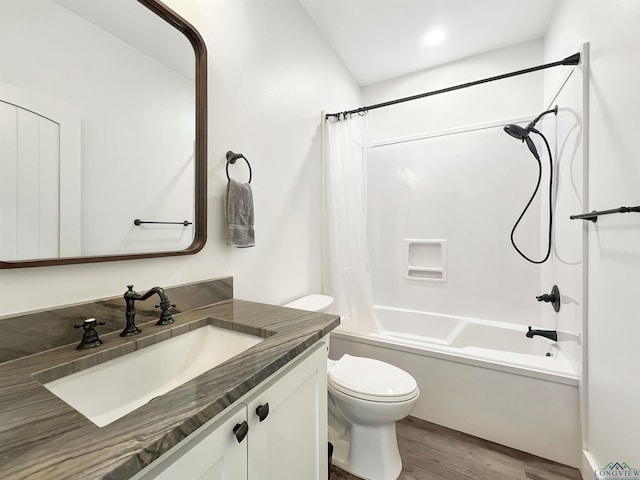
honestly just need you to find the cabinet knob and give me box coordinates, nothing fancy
[233,421,249,443]
[255,403,270,422]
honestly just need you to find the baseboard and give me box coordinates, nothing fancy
[582,449,597,480]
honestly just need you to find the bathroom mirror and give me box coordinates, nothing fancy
[0,0,207,268]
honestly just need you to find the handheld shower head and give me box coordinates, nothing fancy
[504,106,558,140]
[504,124,529,140]
[505,106,559,264]
[504,106,558,160]
[503,124,540,160]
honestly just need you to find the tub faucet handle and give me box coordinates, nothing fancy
[536,285,560,312]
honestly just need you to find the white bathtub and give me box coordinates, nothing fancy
[367,306,577,384]
[329,306,581,467]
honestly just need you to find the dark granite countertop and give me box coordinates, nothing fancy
[0,290,339,479]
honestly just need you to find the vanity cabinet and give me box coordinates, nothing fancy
[246,342,328,480]
[131,341,328,480]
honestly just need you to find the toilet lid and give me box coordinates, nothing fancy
[284,295,333,312]
[328,354,418,402]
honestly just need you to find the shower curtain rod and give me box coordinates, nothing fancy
[325,52,581,120]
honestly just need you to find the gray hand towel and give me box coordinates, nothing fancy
[225,179,255,247]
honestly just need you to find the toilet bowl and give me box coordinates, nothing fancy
[284,295,420,480]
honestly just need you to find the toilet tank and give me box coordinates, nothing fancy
[284,295,334,313]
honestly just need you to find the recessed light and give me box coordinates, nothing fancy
[424,28,446,47]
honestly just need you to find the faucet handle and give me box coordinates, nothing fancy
[74,318,106,329]
[76,318,105,349]
[155,302,176,326]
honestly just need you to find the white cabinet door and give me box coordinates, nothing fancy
[246,343,328,480]
[132,404,248,480]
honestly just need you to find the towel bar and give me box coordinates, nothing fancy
[569,206,640,222]
[134,219,192,226]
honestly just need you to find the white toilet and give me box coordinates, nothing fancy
[284,295,420,480]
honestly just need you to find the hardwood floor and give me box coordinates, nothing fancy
[330,417,583,480]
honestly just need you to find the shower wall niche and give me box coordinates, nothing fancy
[405,239,447,282]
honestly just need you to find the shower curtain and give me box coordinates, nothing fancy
[322,113,378,333]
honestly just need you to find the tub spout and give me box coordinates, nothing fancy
[526,327,558,341]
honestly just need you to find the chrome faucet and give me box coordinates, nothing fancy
[121,285,175,337]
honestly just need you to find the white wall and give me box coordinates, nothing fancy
[545,0,640,474]
[362,41,551,324]
[0,0,360,316]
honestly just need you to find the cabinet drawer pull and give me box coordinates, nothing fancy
[255,403,270,422]
[233,421,249,443]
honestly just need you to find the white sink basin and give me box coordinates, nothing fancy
[43,325,264,427]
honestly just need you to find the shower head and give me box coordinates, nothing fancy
[504,124,530,140]
[503,123,540,160]
[507,110,558,266]
[504,105,558,140]
[503,105,558,160]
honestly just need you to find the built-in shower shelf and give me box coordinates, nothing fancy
[405,239,447,283]
[407,267,444,280]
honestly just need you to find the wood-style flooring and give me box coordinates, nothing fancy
[330,416,583,480]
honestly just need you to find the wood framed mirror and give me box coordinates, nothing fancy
[0,0,207,268]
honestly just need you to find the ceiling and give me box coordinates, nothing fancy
[299,0,559,86]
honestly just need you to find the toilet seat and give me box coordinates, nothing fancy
[328,354,419,403]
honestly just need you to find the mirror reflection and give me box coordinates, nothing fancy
[0,0,196,262]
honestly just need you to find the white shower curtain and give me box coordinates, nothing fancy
[322,113,378,333]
